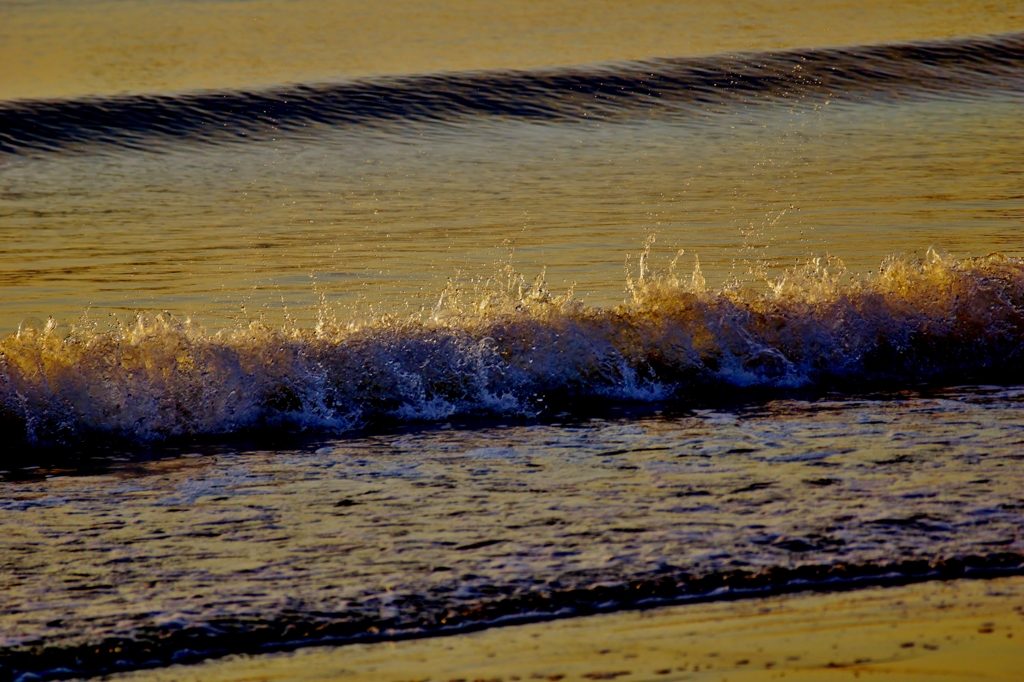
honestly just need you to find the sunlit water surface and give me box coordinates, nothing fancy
[2,1,1024,680]
[3,388,1023,669]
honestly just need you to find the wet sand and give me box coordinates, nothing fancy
[110,576,1024,682]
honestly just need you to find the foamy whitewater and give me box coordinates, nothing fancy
[3,249,1023,448]
[2,11,1024,681]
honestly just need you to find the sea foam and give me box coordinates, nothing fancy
[2,249,1023,447]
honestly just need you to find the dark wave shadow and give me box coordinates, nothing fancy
[2,32,1023,155]
[1,554,1020,682]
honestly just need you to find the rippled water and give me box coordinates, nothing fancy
[2,1,1024,680]
[3,387,1023,677]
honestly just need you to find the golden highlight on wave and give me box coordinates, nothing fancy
[2,248,1023,447]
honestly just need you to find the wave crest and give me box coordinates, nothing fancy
[2,32,1023,155]
[2,250,1023,447]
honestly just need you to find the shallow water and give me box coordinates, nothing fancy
[2,388,1024,676]
[106,576,1024,682]
[2,1,1024,680]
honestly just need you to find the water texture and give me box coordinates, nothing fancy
[3,32,1024,156]
[2,389,1023,680]
[5,0,1021,102]
[3,2,1024,679]
[3,43,1023,333]
[3,250,1024,447]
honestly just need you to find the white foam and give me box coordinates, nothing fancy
[2,252,1022,446]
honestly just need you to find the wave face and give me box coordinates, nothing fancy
[2,32,1024,155]
[3,250,1024,448]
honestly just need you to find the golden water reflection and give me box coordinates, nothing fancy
[1,0,1021,101]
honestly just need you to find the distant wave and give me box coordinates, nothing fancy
[1,32,1023,154]
[3,249,1024,449]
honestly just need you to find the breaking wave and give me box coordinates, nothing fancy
[2,32,1023,154]
[3,249,1024,448]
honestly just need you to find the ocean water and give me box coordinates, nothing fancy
[2,1,1024,679]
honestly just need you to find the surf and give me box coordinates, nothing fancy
[3,248,1023,449]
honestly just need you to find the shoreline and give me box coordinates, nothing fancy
[108,575,1024,682]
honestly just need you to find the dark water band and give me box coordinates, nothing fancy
[1,32,1023,154]
[1,553,1020,682]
